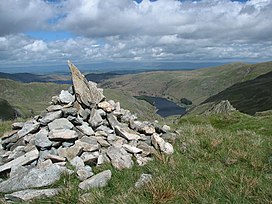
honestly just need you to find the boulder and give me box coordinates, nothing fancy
[59,90,75,104]
[78,170,111,190]
[68,61,105,106]
[151,134,174,155]
[135,174,152,188]
[107,146,133,170]
[98,101,114,112]
[76,122,94,136]
[115,126,141,141]
[88,108,103,128]
[5,188,59,202]
[0,164,65,193]
[58,146,83,161]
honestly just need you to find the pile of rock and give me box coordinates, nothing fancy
[0,61,174,202]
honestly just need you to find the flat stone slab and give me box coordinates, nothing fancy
[0,164,64,193]
[48,129,78,140]
[17,121,40,138]
[151,133,174,155]
[115,126,141,141]
[39,110,62,125]
[0,148,39,173]
[5,188,59,202]
[78,169,111,190]
[48,118,74,131]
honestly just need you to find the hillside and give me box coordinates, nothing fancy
[201,71,272,115]
[0,99,18,121]
[101,61,272,105]
[0,79,159,120]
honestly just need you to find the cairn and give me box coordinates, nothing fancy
[0,61,174,202]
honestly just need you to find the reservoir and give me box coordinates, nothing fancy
[136,96,186,117]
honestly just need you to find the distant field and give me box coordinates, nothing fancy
[101,61,272,105]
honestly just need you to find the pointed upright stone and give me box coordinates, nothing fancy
[68,61,105,107]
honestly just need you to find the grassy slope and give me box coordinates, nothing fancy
[0,79,159,121]
[101,61,272,105]
[0,79,69,117]
[0,99,17,121]
[8,112,270,203]
[202,71,272,115]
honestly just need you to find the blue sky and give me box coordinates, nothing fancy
[0,0,271,73]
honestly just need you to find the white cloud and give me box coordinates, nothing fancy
[0,0,272,69]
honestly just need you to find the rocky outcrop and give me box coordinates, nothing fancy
[204,100,237,115]
[0,61,174,202]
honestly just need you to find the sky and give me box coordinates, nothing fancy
[0,0,272,73]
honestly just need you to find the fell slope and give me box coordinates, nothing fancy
[101,61,272,105]
[202,71,272,115]
[0,99,18,121]
[0,79,159,120]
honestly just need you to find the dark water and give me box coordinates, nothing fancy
[139,96,186,117]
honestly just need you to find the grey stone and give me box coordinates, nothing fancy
[62,141,74,147]
[107,113,123,129]
[151,133,174,155]
[78,170,111,190]
[135,174,152,188]
[79,108,91,121]
[88,108,103,128]
[5,188,59,202]
[59,90,75,104]
[107,134,116,141]
[115,126,141,141]
[97,137,110,147]
[80,151,99,164]
[39,111,62,125]
[97,153,110,166]
[97,109,106,117]
[76,168,93,181]
[35,129,52,148]
[123,144,142,154]
[68,61,105,106]
[107,146,134,170]
[48,118,74,130]
[17,121,40,138]
[58,146,83,161]
[10,138,26,151]
[2,130,18,140]
[76,122,94,136]
[10,166,28,178]
[46,105,63,112]
[45,154,66,163]
[96,125,114,134]
[12,122,24,130]
[0,148,39,173]
[137,141,157,156]
[70,156,84,170]
[62,107,77,117]
[67,116,83,125]
[162,125,171,132]
[0,164,65,193]
[48,129,78,140]
[98,101,114,112]
[75,140,99,152]
[7,146,25,160]
[135,154,153,166]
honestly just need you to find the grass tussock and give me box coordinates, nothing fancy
[0,112,271,203]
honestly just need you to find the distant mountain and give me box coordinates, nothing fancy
[101,61,272,105]
[202,71,272,115]
[85,72,122,83]
[0,72,71,84]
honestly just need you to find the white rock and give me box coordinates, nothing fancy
[59,90,75,104]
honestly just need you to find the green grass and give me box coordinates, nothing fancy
[2,112,270,203]
[101,61,272,105]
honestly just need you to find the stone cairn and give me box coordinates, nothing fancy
[0,61,174,202]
